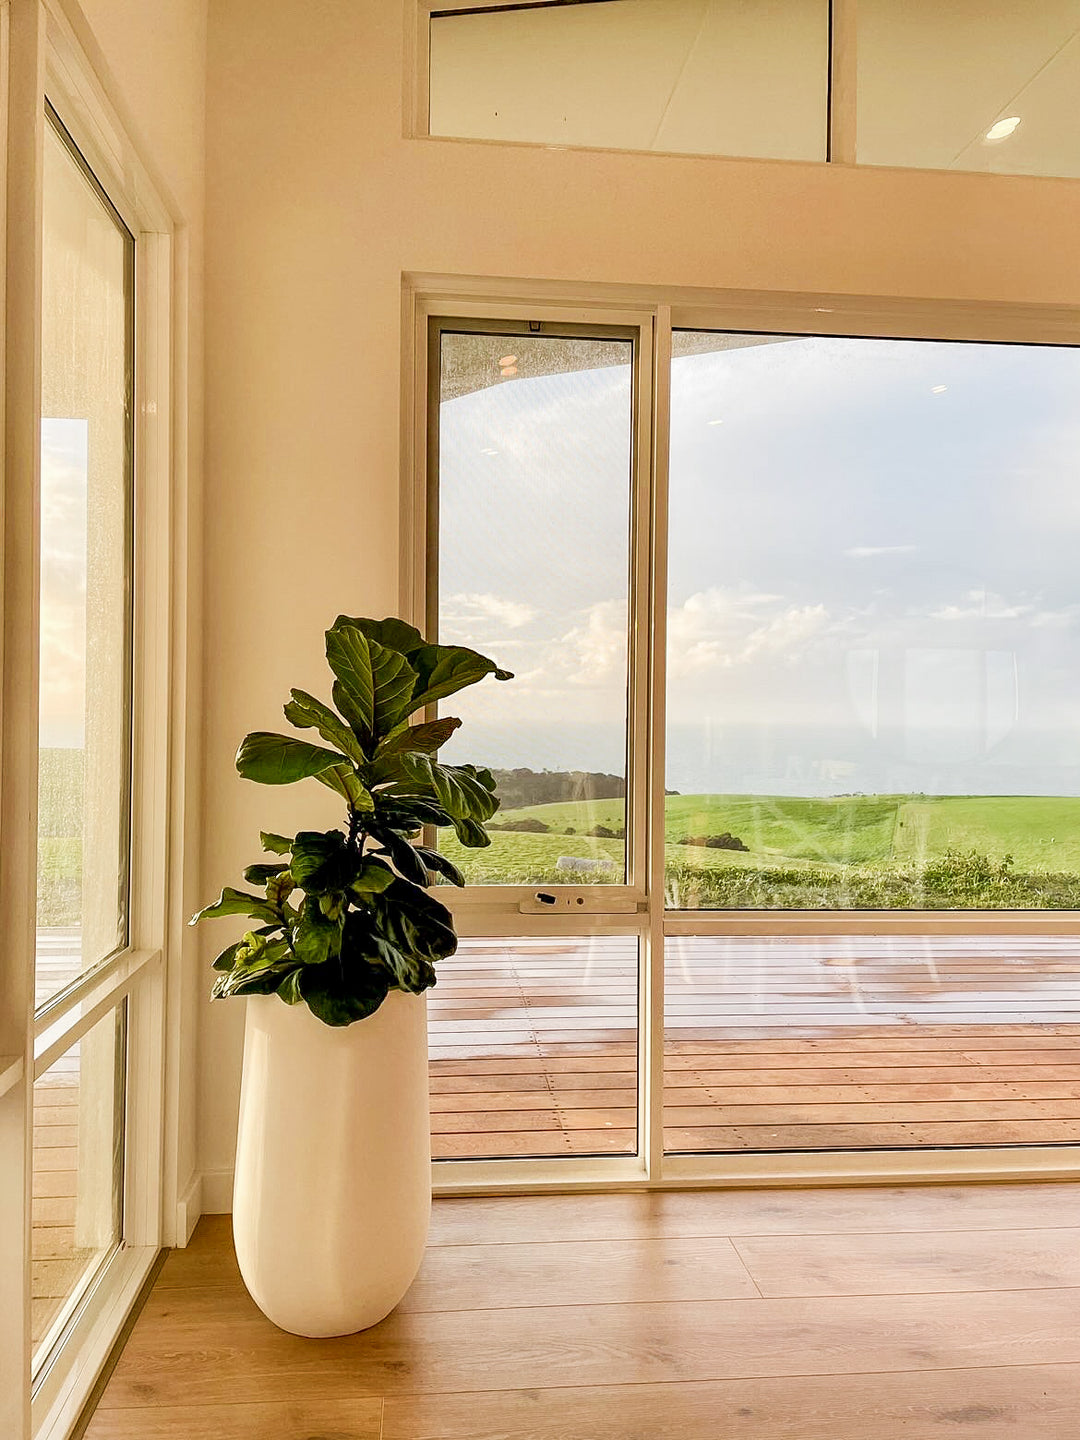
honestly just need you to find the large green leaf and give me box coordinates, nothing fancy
[390,754,499,823]
[277,971,304,1005]
[261,831,294,855]
[325,625,375,735]
[290,900,343,966]
[211,939,244,973]
[331,615,426,656]
[371,828,430,887]
[243,862,288,885]
[236,731,345,785]
[374,797,453,832]
[289,830,364,895]
[450,815,491,849]
[326,627,417,744]
[375,716,462,759]
[415,846,465,887]
[372,936,437,994]
[297,954,391,1027]
[284,689,368,766]
[190,886,279,926]
[212,924,279,972]
[409,644,512,710]
[368,640,419,738]
[349,858,396,896]
[370,879,457,963]
[315,762,374,811]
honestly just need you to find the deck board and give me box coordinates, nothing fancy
[430,936,1080,1160]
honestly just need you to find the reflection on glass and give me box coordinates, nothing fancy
[430,0,829,162]
[37,118,133,1007]
[664,933,1080,1154]
[32,1007,124,1362]
[437,331,633,884]
[429,936,637,1159]
[667,330,1080,910]
[857,1,1080,179]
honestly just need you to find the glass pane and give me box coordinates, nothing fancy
[430,0,829,162]
[32,1007,124,1362]
[857,1,1080,178]
[665,934,1080,1153]
[437,330,633,885]
[667,330,1080,910]
[429,936,637,1159]
[37,119,133,1007]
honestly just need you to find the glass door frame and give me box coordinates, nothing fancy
[411,300,659,1190]
[406,283,1080,1198]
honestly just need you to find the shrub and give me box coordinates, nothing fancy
[680,832,749,852]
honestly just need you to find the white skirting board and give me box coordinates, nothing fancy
[175,1172,204,1243]
[198,1168,234,1217]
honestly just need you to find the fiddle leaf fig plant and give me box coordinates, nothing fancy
[191,616,512,1026]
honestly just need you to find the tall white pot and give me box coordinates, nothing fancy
[232,989,431,1337]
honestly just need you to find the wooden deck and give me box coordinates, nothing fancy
[32,929,110,1353]
[429,936,1080,1159]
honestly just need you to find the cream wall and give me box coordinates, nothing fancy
[199,0,1080,1201]
[72,0,207,1238]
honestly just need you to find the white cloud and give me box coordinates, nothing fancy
[561,599,627,685]
[667,588,831,675]
[742,604,829,659]
[844,545,917,559]
[928,589,1030,623]
[442,592,536,630]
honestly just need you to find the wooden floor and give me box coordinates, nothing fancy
[430,936,1080,1158]
[86,1183,1080,1438]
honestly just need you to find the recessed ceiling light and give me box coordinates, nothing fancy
[707,419,724,426]
[500,365,518,377]
[986,116,1021,141]
[498,354,517,367]
[481,447,498,455]
[931,385,948,394]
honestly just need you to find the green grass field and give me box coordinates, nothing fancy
[37,749,83,926]
[441,793,1080,909]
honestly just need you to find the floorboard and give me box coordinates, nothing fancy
[84,1185,1080,1439]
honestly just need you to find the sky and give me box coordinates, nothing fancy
[40,419,89,749]
[438,333,1080,798]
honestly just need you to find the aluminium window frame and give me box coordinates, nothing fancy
[37,93,136,1008]
[423,309,654,913]
[406,275,1080,1198]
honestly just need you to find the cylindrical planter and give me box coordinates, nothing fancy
[232,989,431,1337]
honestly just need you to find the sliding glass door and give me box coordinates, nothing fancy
[662,331,1080,1158]
[426,317,650,1177]
[422,306,1080,1182]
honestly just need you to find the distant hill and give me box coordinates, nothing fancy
[491,768,627,809]
[491,767,679,809]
